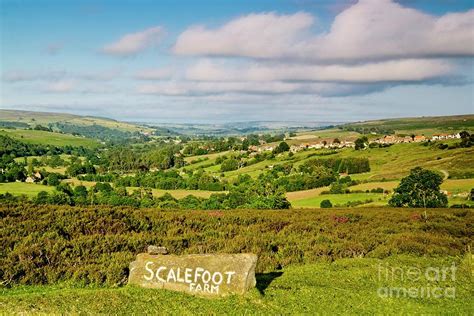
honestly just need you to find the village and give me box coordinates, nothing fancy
[248,132,463,154]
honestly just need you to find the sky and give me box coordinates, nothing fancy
[1,0,473,123]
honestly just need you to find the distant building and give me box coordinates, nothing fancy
[413,135,426,142]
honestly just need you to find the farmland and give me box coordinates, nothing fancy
[0,182,55,197]
[286,179,474,208]
[0,129,99,148]
[0,109,149,133]
[0,112,473,315]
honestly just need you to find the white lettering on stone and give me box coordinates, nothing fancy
[194,267,204,283]
[143,262,238,294]
[225,271,236,284]
[144,261,154,281]
[212,272,223,285]
[185,268,192,284]
[167,268,177,282]
[156,266,167,282]
[202,270,211,284]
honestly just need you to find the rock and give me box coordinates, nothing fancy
[147,245,168,255]
[128,253,257,297]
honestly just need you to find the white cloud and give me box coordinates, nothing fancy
[102,27,164,56]
[173,1,474,61]
[174,12,314,58]
[134,67,174,80]
[185,59,455,83]
[3,69,122,82]
[44,80,76,93]
[135,79,380,97]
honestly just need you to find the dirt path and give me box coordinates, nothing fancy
[439,169,449,180]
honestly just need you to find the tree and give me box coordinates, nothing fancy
[320,199,332,208]
[47,173,60,186]
[220,158,239,172]
[389,167,448,208]
[355,136,368,150]
[273,142,290,154]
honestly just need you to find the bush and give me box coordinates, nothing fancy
[320,200,333,208]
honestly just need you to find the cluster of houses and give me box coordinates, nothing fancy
[373,133,461,145]
[289,141,355,153]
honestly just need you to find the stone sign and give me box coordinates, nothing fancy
[128,252,257,297]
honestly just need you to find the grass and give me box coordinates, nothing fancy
[290,192,387,208]
[0,129,99,148]
[334,142,474,181]
[287,179,474,208]
[1,255,472,314]
[185,140,474,183]
[341,114,474,135]
[0,109,150,133]
[184,151,231,163]
[0,182,55,197]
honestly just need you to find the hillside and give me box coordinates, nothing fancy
[338,114,474,136]
[0,109,151,133]
[0,129,100,148]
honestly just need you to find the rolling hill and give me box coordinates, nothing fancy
[0,109,151,133]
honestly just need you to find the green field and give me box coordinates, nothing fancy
[340,114,474,136]
[2,255,473,314]
[0,109,150,133]
[0,129,99,147]
[182,140,474,183]
[287,179,474,208]
[290,192,388,208]
[0,182,55,197]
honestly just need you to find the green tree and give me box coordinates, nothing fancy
[273,141,290,154]
[220,158,239,172]
[46,173,60,186]
[389,167,448,208]
[355,136,368,150]
[320,199,332,208]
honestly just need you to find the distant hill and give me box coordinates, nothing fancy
[337,114,474,136]
[0,109,160,142]
[0,109,151,133]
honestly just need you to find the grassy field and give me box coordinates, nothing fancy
[329,142,474,181]
[0,182,55,197]
[290,192,388,208]
[182,140,474,182]
[0,129,99,147]
[1,255,472,314]
[340,114,474,136]
[0,109,150,133]
[184,151,230,163]
[287,179,474,208]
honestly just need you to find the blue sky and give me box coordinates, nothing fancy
[1,0,473,123]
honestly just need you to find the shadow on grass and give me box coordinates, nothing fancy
[256,272,283,295]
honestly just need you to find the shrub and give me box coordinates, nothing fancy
[320,200,333,208]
